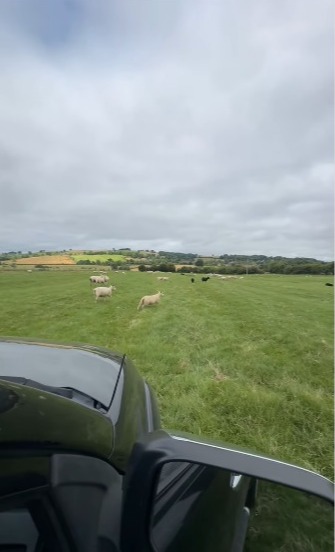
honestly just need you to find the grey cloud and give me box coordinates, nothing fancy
[0,0,333,259]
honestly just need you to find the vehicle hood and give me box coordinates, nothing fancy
[0,337,123,409]
[0,378,114,459]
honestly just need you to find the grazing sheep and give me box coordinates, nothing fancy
[157,276,169,281]
[325,283,333,287]
[90,275,109,284]
[201,277,210,282]
[191,278,195,283]
[137,291,164,310]
[93,286,116,301]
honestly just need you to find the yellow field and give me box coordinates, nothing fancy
[16,255,75,265]
[71,254,126,262]
[175,264,196,270]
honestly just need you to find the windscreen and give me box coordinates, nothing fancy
[0,342,121,408]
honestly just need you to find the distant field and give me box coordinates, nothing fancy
[71,254,126,262]
[0,272,333,549]
[16,255,75,265]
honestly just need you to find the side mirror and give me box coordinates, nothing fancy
[121,431,334,552]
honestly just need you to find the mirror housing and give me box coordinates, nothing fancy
[121,430,334,552]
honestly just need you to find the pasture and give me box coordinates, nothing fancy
[0,271,333,549]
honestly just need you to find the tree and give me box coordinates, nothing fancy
[138,264,147,272]
[325,261,334,275]
[195,259,204,267]
[151,263,176,272]
[202,266,216,274]
[76,259,92,265]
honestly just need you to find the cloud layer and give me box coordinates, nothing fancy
[0,0,333,258]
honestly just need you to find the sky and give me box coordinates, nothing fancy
[0,0,333,259]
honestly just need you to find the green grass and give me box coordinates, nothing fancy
[71,253,126,262]
[0,271,333,548]
[246,482,334,551]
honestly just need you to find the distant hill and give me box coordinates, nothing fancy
[0,248,333,275]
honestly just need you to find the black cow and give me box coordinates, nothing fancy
[191,278,195,283]
[201,277,210,282]
[325,283,333,287]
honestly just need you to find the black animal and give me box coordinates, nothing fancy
[191,278,195,283]
[201,277,210,282]
[325,283,333,287]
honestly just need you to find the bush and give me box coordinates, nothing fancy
[177,266,192,273]
[152,263,176,273]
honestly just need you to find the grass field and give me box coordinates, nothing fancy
[0,271,333,548]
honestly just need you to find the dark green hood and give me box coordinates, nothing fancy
[0,337,123,409]
[0,379,114,459]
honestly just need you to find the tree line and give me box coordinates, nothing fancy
[138,261,334,275]
[0,249,333,275]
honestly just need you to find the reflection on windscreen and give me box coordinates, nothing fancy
[0,342,121,408]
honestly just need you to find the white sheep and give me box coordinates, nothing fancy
[93,286,116,301]
[90,275,109,284]
[137,291,164,310]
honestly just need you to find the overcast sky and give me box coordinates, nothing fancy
[0,0,333,259]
